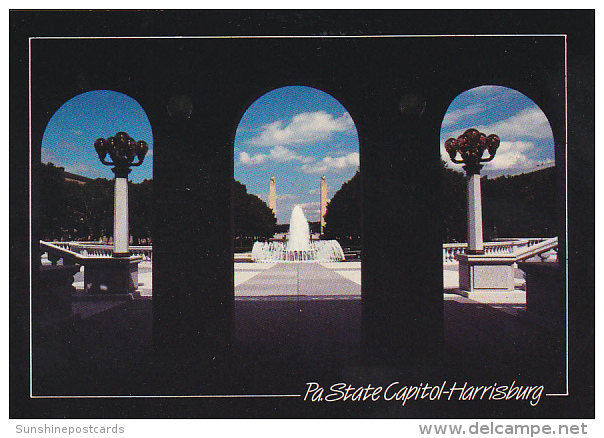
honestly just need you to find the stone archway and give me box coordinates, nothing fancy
[233,85,361,288]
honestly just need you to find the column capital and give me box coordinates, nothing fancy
[112,166,132,179]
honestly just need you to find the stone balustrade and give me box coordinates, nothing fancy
[40,241,144,295]
[42,242,152,262]
[455,237,558,296]
[443,238,550,264]
[45,240,553,266]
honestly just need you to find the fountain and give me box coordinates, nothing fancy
[251,205,345,262]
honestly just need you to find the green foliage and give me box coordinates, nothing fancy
[323,170,361,245]
[39,162,150,243]
[39,162,103,241]
[39,161,557,247]
[324,163,557,244]
[439,163,558,241]
[233,179,277,249]
[482,166,557,239]
[441,161,467,243]
[39,163,276,247]
[128,179,153,244]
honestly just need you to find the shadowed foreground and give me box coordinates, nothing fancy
[30,283,572,418]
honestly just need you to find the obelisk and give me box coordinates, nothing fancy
[269,176,277,218]
[320,175,327,235]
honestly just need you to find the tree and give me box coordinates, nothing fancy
[79,177,113,241]
[323,171,361,245]
[129,179,153,244]
[322,163,556,245]
[39,162,92,241]
[441,162,467,243]
[233,179,276,249]
[482,166,557,239]
[39,162,146,243]
[38,160,556,247]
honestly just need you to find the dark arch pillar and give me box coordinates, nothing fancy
[151,95,236,355]
[358,94,444,357]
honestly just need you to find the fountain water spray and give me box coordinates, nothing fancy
[252,205,345,262]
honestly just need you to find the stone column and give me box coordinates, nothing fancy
[269,176,277,218]
[466,172,484,254]
[320,175,327,235]
[112,169,130,257]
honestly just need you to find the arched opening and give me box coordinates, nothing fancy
[440,85,557,308]
[38,89,154,299]
[231,85,362,359]
[233,85,361,288]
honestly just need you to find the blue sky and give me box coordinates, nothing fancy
[41,85,555,224]
[440,85,555,178]
[235,86,360,223]
[41,90,154,183]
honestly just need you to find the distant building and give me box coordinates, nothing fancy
[63,170,93,185]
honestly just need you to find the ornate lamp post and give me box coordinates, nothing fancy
[94,132,148,257]
[445,128,500,254]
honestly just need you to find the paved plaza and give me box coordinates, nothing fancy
[64,259,529,319]
[34,258,567,410]
[65,258,531,305]
[234,262,361,298]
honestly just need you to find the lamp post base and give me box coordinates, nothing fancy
[84,256,142,294]
[456,253,516,295]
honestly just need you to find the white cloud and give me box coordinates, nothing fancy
[298,202,321,222]
[441,140,553,176]
[247,111,355,147]
[42,148,104,178]
[301,152,359,174]
[269,145,314,163]
[485,141,540,172]
[238,146,314,166]
[441,103,485,128]
[466,85,511,98]
[478,107,553,140]
[239,151,268,165]
[57,140,80,151]
[41,147,61,164]
[440,98,554,178]
[442,106,552,143]
[277,193,298,201]
[66,162,104,178]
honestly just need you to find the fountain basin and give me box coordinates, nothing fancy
[252,205,345,262]
[251,240,345,262]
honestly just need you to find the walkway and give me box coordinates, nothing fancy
[235,262,361,298]
[65,260,528,319]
